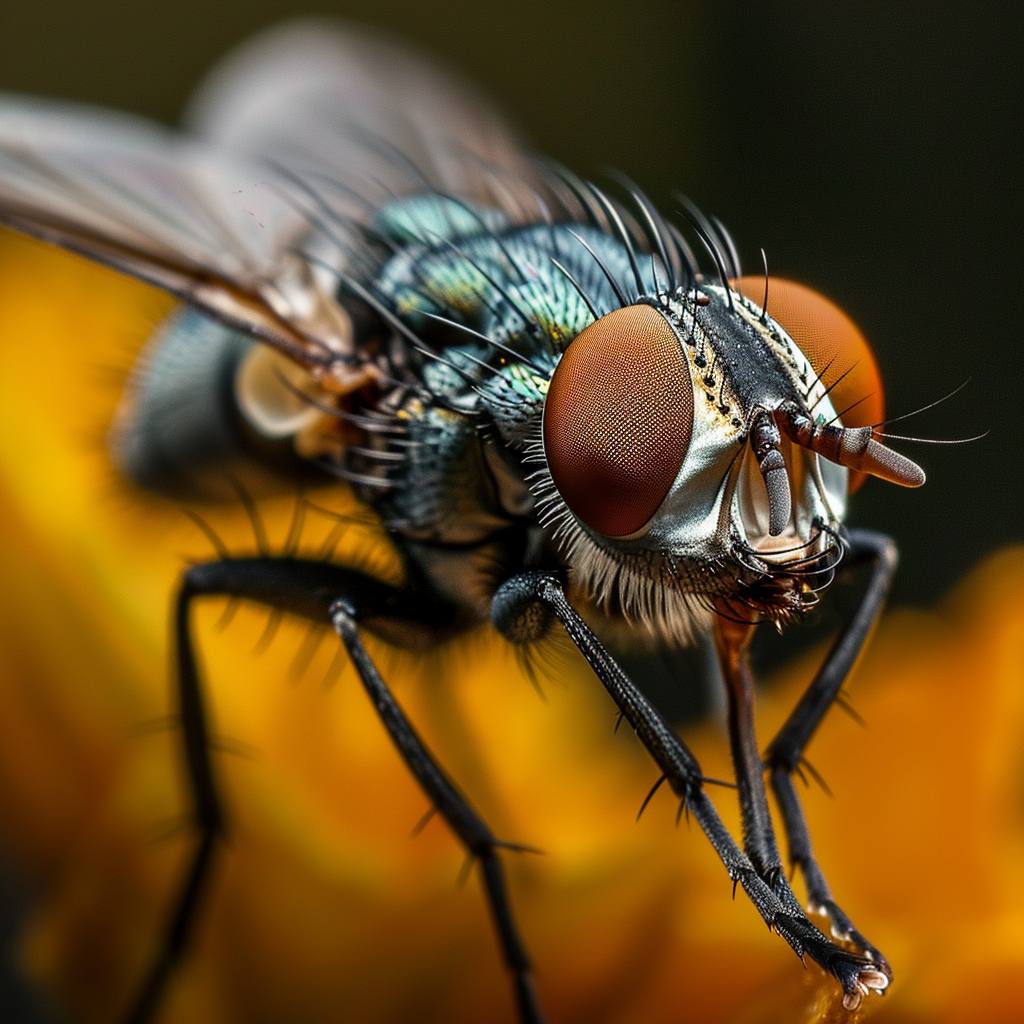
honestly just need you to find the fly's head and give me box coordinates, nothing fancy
[523,277,924,644]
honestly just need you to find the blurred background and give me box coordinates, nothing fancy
[0,1,1021,1020]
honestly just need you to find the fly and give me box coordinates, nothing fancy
[0,20,926,1024]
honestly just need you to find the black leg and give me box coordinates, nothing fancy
[712,610,876,983]
[124,555,543,1024]
[331,601,543,1024]
[715,615,785,886]
[491,571,889,1009]
[764,529,898,970]
[123,584,224,1024]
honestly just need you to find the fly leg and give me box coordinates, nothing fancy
[714,610,891,1007]
[125,557,543,1024]
[122,583,224,1024]
[764,528,898,973]
[715,613,787,887]
[492,572,888,1007]
[330,601,543,1024]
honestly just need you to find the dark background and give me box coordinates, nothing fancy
[0,2,1021,1018]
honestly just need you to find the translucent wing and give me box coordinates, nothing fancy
[0,20,551,389]
[0,95,352,375]
[186,19,549,216]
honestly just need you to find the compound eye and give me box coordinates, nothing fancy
[543,304,694,537]
[734,276,885,493]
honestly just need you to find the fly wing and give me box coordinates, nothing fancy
[185,19,552,223]
[0,21,556,390]
[0,96,355,377]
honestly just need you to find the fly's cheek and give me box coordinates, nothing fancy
[734,276,885,493]
[543,304,694,537]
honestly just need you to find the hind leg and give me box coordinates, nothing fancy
[124,556,544,1024]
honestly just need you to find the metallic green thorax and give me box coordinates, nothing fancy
[358,196,658,575]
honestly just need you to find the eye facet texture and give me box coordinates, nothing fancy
[543,304,693,537]
[735,276,885,492]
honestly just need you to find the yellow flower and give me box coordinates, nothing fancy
[1,226,1022,1022]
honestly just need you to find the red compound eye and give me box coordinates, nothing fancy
[543,304,694,537]
[734,277,885,493]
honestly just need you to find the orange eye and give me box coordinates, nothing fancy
[733,276,885,493]
[543,304,694,537]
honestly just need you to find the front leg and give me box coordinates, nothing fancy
[713,607,892,1008]
[765,529,898,971]
[491,572,889,1008]
[715,612,785,888]
[122,585,224,1024]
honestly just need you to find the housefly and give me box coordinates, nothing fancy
[0,19,925,1024]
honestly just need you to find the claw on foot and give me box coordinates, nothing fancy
[841,967,890,1010]
[860,968,890,993]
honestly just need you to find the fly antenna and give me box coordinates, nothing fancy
[776,401,925,487]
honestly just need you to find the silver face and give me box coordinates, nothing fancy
[526,283,851,646]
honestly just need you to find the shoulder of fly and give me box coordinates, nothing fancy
[0,20,925,646]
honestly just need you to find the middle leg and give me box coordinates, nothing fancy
[331,599,544,1024]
